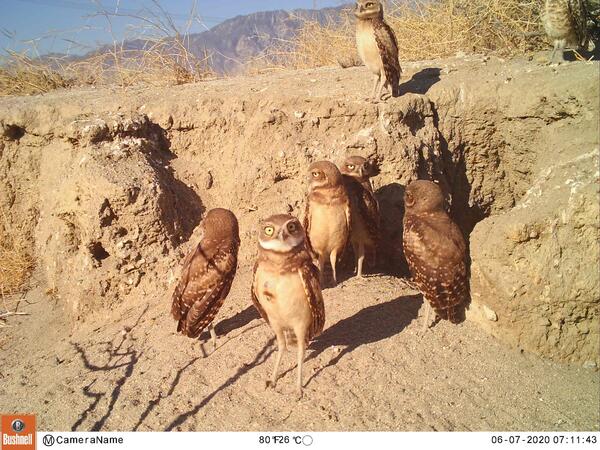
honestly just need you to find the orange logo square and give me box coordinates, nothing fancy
[1,415,36,450]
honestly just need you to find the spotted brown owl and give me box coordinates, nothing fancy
[402,181,469,330]
[171,208,240,349]
[543,0,589,62]
[355,0,402,100]
[252,214,325,397]
[340,156,380,277]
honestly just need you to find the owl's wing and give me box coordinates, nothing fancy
[171,247,196,321]
[404,214,465,268]
[373,19,402,96]
[171,245,238,338]
[250,260,270,325]
[403,215,468,322]
[359,183,380,243]
[569,0,589,47]
[344,176,378,243]
[303,201,311,235]
[302,201,317,258]
[298,261,325,340]
[344,197,353,246]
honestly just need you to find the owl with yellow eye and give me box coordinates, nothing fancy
[303,160,351,285]
[251,214,325,398]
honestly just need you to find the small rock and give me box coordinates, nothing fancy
[483,305,498,322]
[204,171,213,190]
[583,361,597,369]
[294,111,306,119]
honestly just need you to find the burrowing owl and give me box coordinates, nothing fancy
[402,181,469,331]
[543,0,589,62]
[252,214,325,397]
[340,156,380,278]
[304,161,351,285]
[355,0,402,100]
[171,208,240,350]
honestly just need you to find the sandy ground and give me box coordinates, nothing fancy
[0,264,598,431]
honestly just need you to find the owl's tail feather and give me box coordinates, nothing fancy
[436,304,466,325]
[391,74,400,97]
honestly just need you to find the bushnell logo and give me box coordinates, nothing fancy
[1,415,36,450]
[11,419,25,433]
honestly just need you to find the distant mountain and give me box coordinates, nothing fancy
[70,5,350,75]
[187,6,349,74]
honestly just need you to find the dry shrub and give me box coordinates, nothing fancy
[248,9,359,72]
[389,0,546,60]
[63,1,215,88]
[0,220,34,299]
[0,51,71,96]
[251,0,546,71]
[64,45,213,88]
[0,0,213,96]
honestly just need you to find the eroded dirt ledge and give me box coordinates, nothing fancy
[1,55,598,368]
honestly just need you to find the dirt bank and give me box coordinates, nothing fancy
[0,55,598,430]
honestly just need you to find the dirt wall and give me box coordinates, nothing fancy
[0,56,597,364]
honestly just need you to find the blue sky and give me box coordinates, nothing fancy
[1,0,346,56]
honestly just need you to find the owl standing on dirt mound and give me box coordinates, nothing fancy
[171,208,240,352]
[543,0,589,62]
[355,0,402,101]
[252,214,325,398]
[402,181,469,331]
[340,156,380,278]
[304,161,351,286]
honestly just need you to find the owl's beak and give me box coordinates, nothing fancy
[358,166,365,178]
[278,228,287,241]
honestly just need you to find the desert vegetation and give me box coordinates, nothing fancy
[0,211,33,327]
[1,0,559,95]
[249,0,549,71]
[0,0,213,96]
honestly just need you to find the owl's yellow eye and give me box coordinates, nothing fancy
[264,226,275,236]
[347,164,355,170]
[287,222,298,233]
[312,172,320,178]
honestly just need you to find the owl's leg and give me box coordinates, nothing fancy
[421,301,431,333]
[295,331,307,399]
[329,249,338,285]
[209,324,217,350]
[550,39,566,63]
[370,74,380,101]
[267,329,286,389]
[355,241,366,278]
[317,254,326,285]
[376,71,387,100]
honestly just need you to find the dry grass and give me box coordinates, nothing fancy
[0,51,71,96]
[0,0,214,96]
[0,212,33,327]
[250,0,547,72]
[0,230,33,299]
